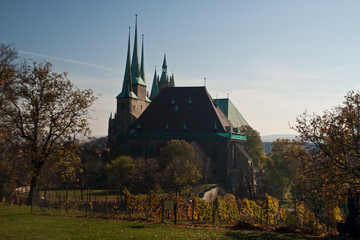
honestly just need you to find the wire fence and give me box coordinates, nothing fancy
[7,187,341,235]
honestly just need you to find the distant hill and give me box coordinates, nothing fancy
[261,134,298,142]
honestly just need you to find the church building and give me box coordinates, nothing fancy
[108,18,255,197]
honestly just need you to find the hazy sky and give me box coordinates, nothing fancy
[1,0,360,136]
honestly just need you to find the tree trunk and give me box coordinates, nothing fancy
[26,175,38,206]
[346,191,360,237]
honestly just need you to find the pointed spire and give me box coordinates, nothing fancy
[131,15,140,79]
[159,54,168,83]
[131,15,146,87]
[117,27,137,99]
[170,73,175,87]
[162,54,167,70]
[150,69,159,100]
[140,34,146,83]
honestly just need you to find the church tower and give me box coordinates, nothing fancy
[108,16,150,143]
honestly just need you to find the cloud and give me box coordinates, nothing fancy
[19,50,121,73]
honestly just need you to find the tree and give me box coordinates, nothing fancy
[240,125,266,168]
[105,156,135,190]
[0,44,19,201]
[292,90,360,236]
[0,52,97,205]
[0,44,18,109]
[292,143,345,231]
[265,139,299,201]
[131,158,160,194]
[158,139,203,194]
[78,146,105,200]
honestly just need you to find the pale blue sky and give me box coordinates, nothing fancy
[1,0,360,136]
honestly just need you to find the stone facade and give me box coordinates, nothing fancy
[108,19,255,197]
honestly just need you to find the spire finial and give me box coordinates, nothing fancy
[140,33,146,82]
[204,77,206,87]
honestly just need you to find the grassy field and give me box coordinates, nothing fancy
[0,205,349,240]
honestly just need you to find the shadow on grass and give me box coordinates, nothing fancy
[224,231,349,240]
[225,231,298,240]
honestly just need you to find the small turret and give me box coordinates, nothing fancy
[170,73,175,87]
[150,69,159,100]
[158,54,173,92]
[159,54,168,84]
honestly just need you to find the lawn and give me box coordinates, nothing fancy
[0,205,348,240]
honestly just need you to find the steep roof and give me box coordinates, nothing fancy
[216,98,249,128]
[134,87,236,133]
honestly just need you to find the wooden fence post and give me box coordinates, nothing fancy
[85,188,89,216]
[192,198,196,221]
[161,199,165,223]
[65,185,68,214]
[48,188,51,211]
[174,198,177,225]
[105,190,108,216]
[93,195,96,216]
[212,197,218,227]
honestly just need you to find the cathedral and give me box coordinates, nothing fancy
[108,18,255,197]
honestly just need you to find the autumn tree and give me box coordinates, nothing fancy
[131,158,160,194]
[0,49,97,205]
[265,139,299,201]
[0,44,18,201]
[240,125,266,168]
[292,143,345,231]
[77,146,105,200]
[0,44,18,109]
[158,139,203,194]
[105,156,135,190]
[293,90,360,236]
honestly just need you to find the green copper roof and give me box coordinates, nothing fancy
[216,98,249,128]
[116,131,247,141]
[133,76,146,86]
[117,28,137,99]
[140,34,146,83]
[131,15,146,87]
[117,91,138,99]
[170,73,175,87]
[162,54,167,69]
[149,70,159,99]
